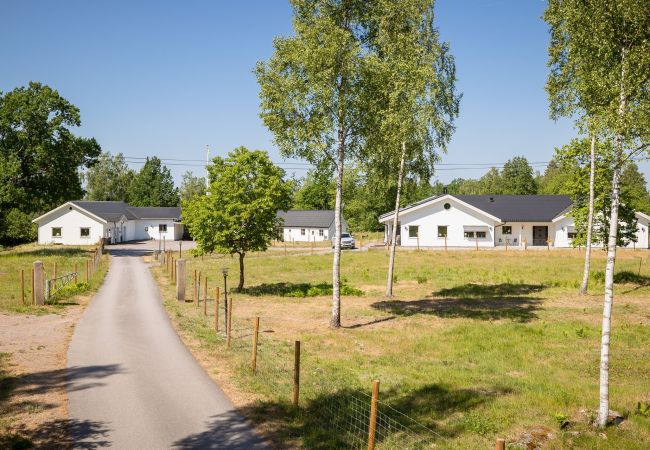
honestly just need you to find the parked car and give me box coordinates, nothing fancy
[332,232,355,249]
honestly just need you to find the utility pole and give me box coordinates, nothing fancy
[205,144,210,190]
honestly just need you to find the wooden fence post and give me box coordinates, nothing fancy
[367,379,380,450]
[74,263,78,284]
[204,277,208,316]
[444,235,447,251]
[495,438,505,450]
[214,286,219,332]
[31,268,35,305]
[193,270,197,303]
[475,235,478,251]
[198,271,202,306]
[176,259,186,301]
[251,317,260,372]
[293,340,301,407]
[33,261,44,306]
[227,298,233,348]
[20,269,25,305]
[86,259,90,282]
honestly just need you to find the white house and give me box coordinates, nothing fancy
[33,201,183,245]
[379,194,650,249]
[277,210,349,242]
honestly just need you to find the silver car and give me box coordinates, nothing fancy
[332,232,355,249]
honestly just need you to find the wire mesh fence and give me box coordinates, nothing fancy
[163,261,447,449]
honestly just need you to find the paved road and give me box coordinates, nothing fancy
[67,248,267,449]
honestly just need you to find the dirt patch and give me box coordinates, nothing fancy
[0,295,91,448]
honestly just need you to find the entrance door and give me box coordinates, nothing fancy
[532,226,548,246]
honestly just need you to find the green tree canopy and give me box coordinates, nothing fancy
[500,156,537,195]
[556,138,638,247]
[182,147,292,291]
[127,157,179,207]
[86,152,134,201]
[179,171,207,204]
[0,82,101,244]
[293,162,335,210]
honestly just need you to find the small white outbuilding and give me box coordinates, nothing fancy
[32,201,183,245]
[277,210,349,242]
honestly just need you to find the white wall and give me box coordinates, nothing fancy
[386,197,497,247]
[129,220,182,241]
[283,227,329,242]
[627,216,649,249]
[37,206,105,245]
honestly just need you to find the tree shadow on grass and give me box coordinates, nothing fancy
[0,363,121,448]
[372,283,544,322]
[173,383,512,449]
[0,419,111,449]
[242,282,363,298]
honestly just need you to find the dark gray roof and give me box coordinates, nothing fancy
[380,195,572,223]
[277,210,335,228]
[127,206,182,220]
[70,201,181,222]
[455,195,572,222]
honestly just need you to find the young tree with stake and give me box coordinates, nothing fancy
[182,147,292,292]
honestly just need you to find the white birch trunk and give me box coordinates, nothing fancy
[597,53,626,428]
[386,143,406,297]
[330,131,345,328]
[579,133,596,295]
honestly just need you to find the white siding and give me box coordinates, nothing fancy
[282,227,329,242]
[37,206,105,245]
[388,198,497,247]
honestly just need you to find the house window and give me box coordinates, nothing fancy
[319,229,324,236]
[568,232,578,239]
[476,231,486,239]
[52,227,62,237]
[464,231,475,238]
[437,226,447,238]
[311,230,314,235]
[502,226,512,235]
[159,224,167,232]
[80,228,90,238]
[408,226,419,238]
[144,226,148,231]
[301,229,305,235]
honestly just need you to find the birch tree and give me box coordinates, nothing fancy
[545,0,650,427]
[361,0,459,297]
[256,0,369,328]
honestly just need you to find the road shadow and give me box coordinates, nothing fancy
[172,410,269,449]
[176,383,510,449]
[0,363,120,448]
[109,248,154,257]
[372,283,543,322]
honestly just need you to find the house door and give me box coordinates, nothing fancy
[532,226,548,246]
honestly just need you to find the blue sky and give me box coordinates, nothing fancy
[2,0,648,186]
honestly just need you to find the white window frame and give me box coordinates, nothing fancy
[301,228,305,235]
[464,231,475,239]
[319,229,324,236]
[408,225,419,238]
[437,226,448,238]
[80,227,91,238]
[502,225,512,235]
[476,231,486,239]
[159,224,167,232]
[52,227,62,238]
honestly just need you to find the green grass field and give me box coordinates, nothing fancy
[152,248,650,449]
[0,243,108,313]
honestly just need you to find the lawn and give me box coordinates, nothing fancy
[0,243,108,313]
[151,247,650,449]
